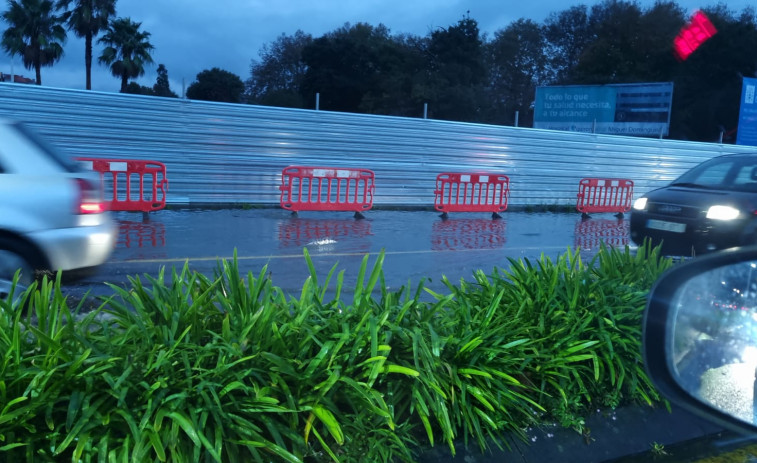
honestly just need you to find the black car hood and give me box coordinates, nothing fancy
[645,186,757,210]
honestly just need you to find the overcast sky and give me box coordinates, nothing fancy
[0,0,753,94]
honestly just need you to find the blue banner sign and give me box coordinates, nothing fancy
[737,77,757,147]
[534,83,673,137]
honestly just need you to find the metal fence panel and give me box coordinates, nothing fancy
[2,83,756,207]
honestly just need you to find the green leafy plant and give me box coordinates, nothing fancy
[651,441,668,458]
[0,242,673,462]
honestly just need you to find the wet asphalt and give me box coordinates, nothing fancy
[63,208,632,298]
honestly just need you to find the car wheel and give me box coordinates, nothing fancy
[0,248,36,300]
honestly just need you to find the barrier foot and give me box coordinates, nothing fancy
[142,212,150,222]
[581,213,591,221]
[615,212,625,219]
[354,212,366,220]
[492,212,502,220]
[439,212,449,220]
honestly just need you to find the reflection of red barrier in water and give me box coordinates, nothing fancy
[574,219,629,250]
[117,220,166,248]
[431,219,506,251]
[278,218,373,248]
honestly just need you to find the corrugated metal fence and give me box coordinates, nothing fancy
[2,83,756,207]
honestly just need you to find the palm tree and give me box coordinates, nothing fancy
[1,0,67,85]
[56,0,116,90]
[98,17,154,93]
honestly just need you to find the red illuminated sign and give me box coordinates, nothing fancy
[673,11,717,61]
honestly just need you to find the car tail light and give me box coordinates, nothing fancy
[75,178,106,214]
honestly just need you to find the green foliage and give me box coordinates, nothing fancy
[98,17,154,93]
[187,67,245,104]
[124,81,155,95]
[1,0,67,85]
[247,30,312,108]
[153,64,178,98]
[247,1,757,142]
[434,242,673,434]
[0,243,672,462]
[422,14,488,122]
[300,22,402,113]
[56,0,116,90]
[487,18,548,126]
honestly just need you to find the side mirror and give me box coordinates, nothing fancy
[644,246,757,433]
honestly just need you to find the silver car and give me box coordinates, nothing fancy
[0,120,117,298]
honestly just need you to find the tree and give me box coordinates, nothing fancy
[487,19,549,126]
[124,81,152,95]
[246,30,312,108]
[98,17,154,93]
[1,0,66,85]
[186,68,244,103]
[300,22,398,113]
[543,5,592,84]
[422,14,487,122]
[558,0,684,84]
[358,32,427,117]
[55,0,115,90]
[571,0,646,84]
[153,63,177,97]
[671,5,757,141]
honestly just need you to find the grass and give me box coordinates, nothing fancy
[0,242,673,462]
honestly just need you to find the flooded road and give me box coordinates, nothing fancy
[65,208,632,297]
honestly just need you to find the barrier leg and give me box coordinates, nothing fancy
[492,212,502,220]
[582,212,591,221]
[440,212,449,220]
[142,211,150,222]
[354,212,366,220]
[615,212,624,219]
[291,211,298,217]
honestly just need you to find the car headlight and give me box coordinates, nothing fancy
[633,197,648,211]
[706,205,740,220]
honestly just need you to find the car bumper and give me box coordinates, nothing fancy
[29,216,117,271]
[630,212,751,255]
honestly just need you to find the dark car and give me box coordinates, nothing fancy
[630,153,757,255]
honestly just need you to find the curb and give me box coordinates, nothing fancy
[417,404,722,462]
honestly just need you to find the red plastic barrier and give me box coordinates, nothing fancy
[77,157,168,212]
[576,178,634,216]
[280,166,375,213]
[434,172,509,216]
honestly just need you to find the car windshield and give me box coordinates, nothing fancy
[672,157,757,192]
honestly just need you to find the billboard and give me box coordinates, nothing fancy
[737,77,757,147]
[533,82,673,137]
